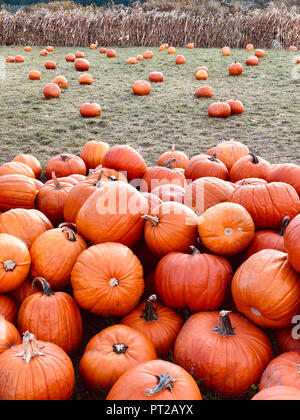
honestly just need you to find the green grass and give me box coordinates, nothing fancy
[0,46,300,172]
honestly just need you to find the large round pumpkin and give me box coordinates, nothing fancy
[12,154,42,179]
[141,161,185,192]
[80,141,110,170]
[0,175,36,212]
[285,214,300,274]
[102,145,147,181]
[208,102,231,118]
[185,153,229,182]
[132,80,151,96]
[0,162,35,179]
[43,83,61,99]
[0,317,21,355]
[206,140,249,171]
[270,163,300,196]
[274,326,300,353]
[252,385,300,400]
[0,294,18,324]
[46,154,86,179]
[230,153,271,182]
[157,145,189,170]
[75,58,90,71]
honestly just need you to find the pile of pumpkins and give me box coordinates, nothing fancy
[0,139,299,400]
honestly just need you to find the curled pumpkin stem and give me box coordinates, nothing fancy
[94,168,104,188]
[249,152,259,164]
[32,277,54,296]
[171,145,176,153]
[144,372,176,396]
[61,227,77,242]
[52,171,62,190]
[142,295,159,322]
[214,310,236,336]
[190,246,200,255]
[165,158,177,169]
[208,153,218,162]
[279,216,290,236]
[60,154,70,162]
[16,331,45,364]
[142,215,160,226]
[58,222,77,233]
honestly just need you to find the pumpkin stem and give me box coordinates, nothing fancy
[249,153,259,164]
[208,153,218,162]
[141,295,159,322]
[142,215,160,226]
[190,246,200,255]
[94,169,104,188]
[3,259,17,272]
[109,175,118,181]
[279,216,290,236]
[52,171,62,190]
[58,222,77,233]
[61,227,77,242]
[214,310,236,336]
[16,331,45,364]
[32,277,54,297]
[165,158,177,169]
[144,372,176,396]
[112,343,128,354]
[60,154,71,162]
[171,145,176,153]
[109,278,119,287]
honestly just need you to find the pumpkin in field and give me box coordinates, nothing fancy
[154,247,232,312]
[29,70,41,80]
[0,209,53,250]
[6,56,15,62]
[175,55,185,64]
[0,331,75,400]
[75,51,85,58]
[143,50,153,59]
[159,44,166,51]
[71,242,144,316]
[90,43,97,50]
[79,324,156,392]
[0,317,21,355]
[246,44,254,51]
[80,141,109,170]
[136,54,144,60]
[12,154,42,179]
[132,80,151,96]
[52,76,68,89]
[106,49,116,58]
[222,46,231,56]
[40,49,48,56]
[259,352,300,391]
[141,160,186,192]
[17,277,83,354]
[255,49,265,58]
[284,214,300,273]
[195,86,213,98]
[99,47,107,54]
[232,249,300,329]
[0,234,31,293]
[44,61,56,70]
[207,139,249,171]
[149,72,164,82]
[252,386,300,400]
[24,46,31,52]
[46,46,54,52]
[0,175,36,212]
[102,144,147,180]
[270,163,300,196]
[289,46,297,50]
[186,43,194,49]
[229,61,243,76]
[208,102,231,118]
[157,145,189,170]
[14,55,24,63]
[229,153,271,182]
[198,202,255,256]
[0,294,18,324]
[174,310,272,397]
[78,73,93,84]
[30,226,87,290]
[121,294,183,357]
[80,102,101,118]
[185,153,229,181]
[65,53,76,62]
[227,99,244,114]
[246,55,259,66]
[43,83,61,99]
[127,56,137,64]
[107,359,202,400]
[0,162,35,179]
[167,47,176,54]
[151,184,185,203]
[195,69,208,80]
[75,58,89,71]
[46,154,86,179]
[274,326,300,353]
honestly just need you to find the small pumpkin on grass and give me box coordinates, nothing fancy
[106,49,116,58]
[175,55,185,64]
[226,99,244,114]
[52,76,68,89]
[44,61,56,70]
[229,61,243,76]
[66,53,75,62]
[78,73,93,84]
[132,80,151,95]
[29,70,41,80]
[149,72,163,82]
[80,102,101,118]
[208,101,231,117]
[43,83,61,99]
[195,86,213,98]
[246,55,259,66]
[75,58,90,71]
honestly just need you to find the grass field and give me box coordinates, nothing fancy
[1,46,300,176]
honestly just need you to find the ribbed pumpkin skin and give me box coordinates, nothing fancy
[241,228,286,262]
[157,146,189,170]
[76,182,148,248]
[12,154,42,179]
[80,141,110,170]
[235,177,268,186]
[230,154,271,182]
[151,184,185,203]
[207,140,249,170]
[284,214,300,274]
[174,312,272,397]
[8,278,39,307]
[140,192,162,213]
[0,209,53,249]
[231,182,300,230]
[0,175,36,212]
[71,242,144,316]
[0,295,18,324]
[107,360,202,400]
[141,165,185,193]
[0,339,75,400]
[46,154,86,179]
[30,228,87,290]
[274,327,300,353]
[0,234,31,293]
[154,251,232,312]
[232,250,300,329]
[259,351,300,391]
[270,163,300,196]
[252,386,300,400]
[102,145,147,181]
[0,318,21,355]
[79,324,157,391]
[185,154,229,182]
[121,298,184,356]
[0,162,35,178]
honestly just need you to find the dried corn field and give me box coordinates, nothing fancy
[0,4,299,48]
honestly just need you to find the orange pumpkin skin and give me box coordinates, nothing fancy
[127,56,137,64]
[0,294,18,324]
[175,55,185,64]
[252,386,300,400]
[157,145,189,170]
[40,49,48,56]
[99,47,107,54]
[75,51,85,58]
[235,177,268,186]
[90,43,97,50]
[6,56,15,63]
[121,295,183,356]
[149,72,164,83]
[222,46,231,56]
[259,352,300,391]
[30,227,87,291]
[0,175,36,212]
[274,326,300,353]
[151,184,185,203]
[52,76,68,89]
[229,61,243,76]
[12,154,42,179]
[195,69,208,80]
[66,53,76,62]
[102,144,147,181]
[0,209,52,250]
[167,47,176,54]
[285,214,300,273]
[46,46,54,52]
[245,44,254,51]
[232,250,300,329]
[76,182,148,247]
[80,141,109,170]
[289,46,298,50]
[132,80,151,95]
[154,248,232,312]
[174,311,272,397]
[185,153,229,182]
[195,86,213,98]
[143,50,153,59]
[80,102,101,118]
[208,102,231,117]
[226,99,244,114]
[0,234,31,293]
[14,55,24,62]
[17,278,83,354]
[0,162,35,179]
[78,73,93,84]
[246,55,259,66]
[229,153,271,182]
[0,333,75,400]
[136,55,144,61]
[231,182,300,230]
[8,277,39,308]
[71,242,144,316]
[79,324,157,392]
[106,49,116,58]
[186,43,194,49]
[141,164,185,192]
[143,201,198,256]
[198,202,255,256]
[255,49,265,58]
[43,83,61,99]
[107,359,202,400]
[141,192,162,214]
[195,66,208,75]
[207,140,249,171]
[270,163,300,196]
[46,154,86,179]
[159,44,166,51]
[75,58,90,71]
[29,70,41,80]
[0,318,21,355]
[44,61,56,70]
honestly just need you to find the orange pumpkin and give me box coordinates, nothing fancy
[195,69,208,80]
[43,83,61,99]
[206,139,249,171]
[75,51,85,58]
[143,50,153,59]
[29,70,41,80]
[6,56,15,63]
[157,145,189,170]
[229,153,271,182]
[227,99,244,114]
[52,76,68,89]
[46,154,86,179]
[246,55,259,66]
[208,102,231,118]
[255,49,265,58]
[229,61,243,76]
[245,44,254,51]
[65,53,75,62]
[40,49,48,56]
[252,386,300,400]
[0,162,35,179]
[289,46,297,50]
[127,56,137,64]
[259,352,300,391]
[80,141,109,170]
[90,43,97,50]
[159,44,166,51]
[141,160,185,192]
[274,326,300,353]
[175,55,185,64]
[186,43,194,49]
[195,86,213,98]
[106,49,116,58]
[75,58,90,71]
[14,55,24,63]
[222,46,231,56]
[0,318,21,355]
[78,73,93,84]
[132,80,151,95]
[285,214,300,273]
[167,47,176,54]
[24,46,32,52]
[149,72,164,83]
[99,47,107,54]
[185,153,229,181]
[44,61,56,70]
[0,294,18,324]
[46,46,54,52]
[0,175,36,212]
[136,54,144,60]
[12,154,41,179]
[80,102,101,118]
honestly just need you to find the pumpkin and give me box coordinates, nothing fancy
[0,331,75,400]
[208,102,231,118]
[136,54,144,60]
[274,326,300,353]
[71,242,144,316]
[154,247,232,312]
[8,277,39,308]
[99,47,107,54]
[121,295,183,357]
[195,66,208,75]
[252,386,300,400]
[75,51,85,58]
[229,153,271,182]
[246,44,254,50]
[246,55,259,66]
[12,154,42,179]
[29,70,41,80]
[0,175,36,212]
[270,163,300,196]
[46,154,86,179]
[163,43,169,48]
[226,99,244,114]
[289,46,298,50]
[44,61,56,70]
[46,46,54,52]
[285,214,300,273]
[159,44,166,51]
[0,317,21,355]
[30,225,87,290]
[255,49,265,58]
[52,76,68,89]
[141,160,185,193]
[90,43,97,50]
[14,55,24,63]
[0,209,53,249]
[0,294,18,324]
[229,61,243,76]
[79,324,157,392]
[106,49,116,58]
[222,46,231,56]
[195,69,208,80]
[149,72,164,83]
[195,86,213,98]
[107,359,202,400]
[127,57,137,64]
[43,83,61,99]
[207,140,249,171]
[175,55,185,64]
[143,50,153,59]
[151,184,185,203]
[0,233,31,293]
[87,167,128,184]
[102,144,147,181]
[80,102,101,118]
[79,141,109,170]
[17,277,83,354]
[141,192,162,214]
[75,58,90,71]
[186,43,194,49]
[185,153,229,182]
[76,182,148,247]
[167,47,176,54]
[40,49,48,56]
[78,73,93,84]
[198,202,255,256]
[259,351,300,391]
[157,145,189,170]
[174,310,272,397]
[0,162,35,179]
[295,57,300,63]
[6,56,15,63]
[132,80,151,95]
[235,177,268,186]
[143,201,198,256]
[232,249,300,329]
[66,53,76,62]
[231,181,300,230]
